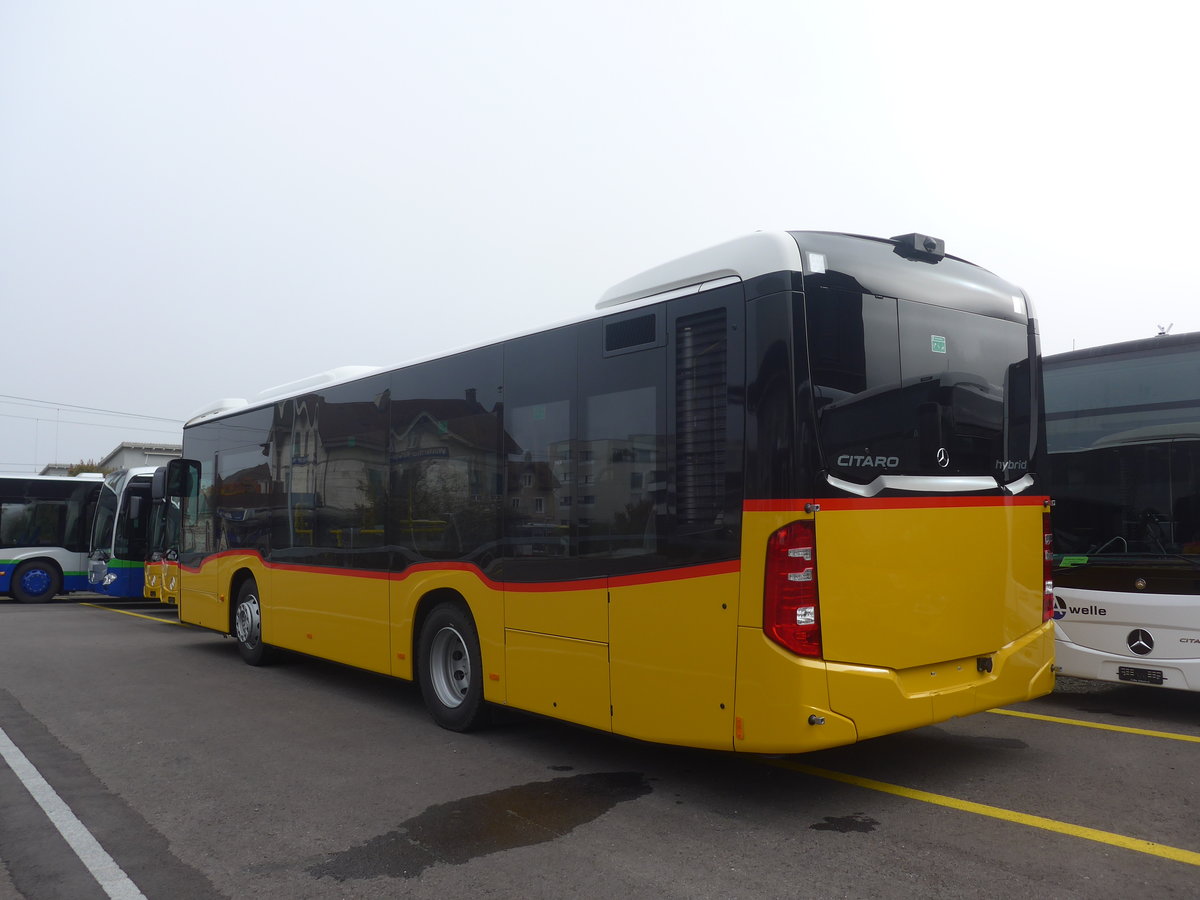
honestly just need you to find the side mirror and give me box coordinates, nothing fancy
[152,466,166,501]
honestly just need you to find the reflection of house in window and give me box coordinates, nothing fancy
[386,391,513,558]
[506,460,561,524]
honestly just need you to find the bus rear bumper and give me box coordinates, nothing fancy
[824,621,1055,742]
[1054,638,1200,691]
[732,621,1053,753]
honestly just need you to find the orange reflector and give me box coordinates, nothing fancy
[396,652,406,660]
[735,716,744,741]
[489,673,500,681]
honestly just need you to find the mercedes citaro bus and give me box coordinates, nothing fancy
[1046,331,1200,690]
[158,230,1054,752]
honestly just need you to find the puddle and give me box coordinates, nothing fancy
[309,771,650,881]
[810,814,879,833]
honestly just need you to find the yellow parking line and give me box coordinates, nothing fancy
[989,707,1200,744]
[769,759,1200,867]
[79,603,188,626]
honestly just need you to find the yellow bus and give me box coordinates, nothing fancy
[144,469,181,605]
[160,231,1053,752]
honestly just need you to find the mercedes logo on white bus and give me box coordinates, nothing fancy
[1127,629,1154,656]
[936,448,950,468]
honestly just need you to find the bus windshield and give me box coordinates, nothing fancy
[90,480,119,557]
[1046,340,1200,558]
[808,287,1034,485]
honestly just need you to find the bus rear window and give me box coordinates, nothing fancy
[808,287,1033,484]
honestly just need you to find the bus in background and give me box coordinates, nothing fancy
[162,230,1053,753]
[87,467,158,600]
[144,469,181,605]
[1045,331,1200,690]
[0,474,104,603]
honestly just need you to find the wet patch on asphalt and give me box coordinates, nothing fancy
[308,770,651,881]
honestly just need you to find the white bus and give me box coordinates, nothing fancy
[1046,332,1200,690]
[0,474,104,602]
[87,467,159,600]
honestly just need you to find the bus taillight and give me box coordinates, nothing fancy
[1043,510,1054,621]
[764,521,821,657]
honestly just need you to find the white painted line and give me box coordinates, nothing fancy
[0,724,146,900]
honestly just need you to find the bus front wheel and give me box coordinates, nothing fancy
[12,560,61,604]
[417,601,487,732]
[234,579,274,666]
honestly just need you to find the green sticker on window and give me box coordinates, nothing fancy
[931,335,947,354]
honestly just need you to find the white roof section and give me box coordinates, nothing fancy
[596,231,803,309]
[185,398,250,427]
[255,365,382,404]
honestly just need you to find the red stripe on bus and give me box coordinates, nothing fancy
[744,495,1048,513]
[178,553,739,591]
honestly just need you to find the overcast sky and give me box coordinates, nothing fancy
[2,1,1196,473]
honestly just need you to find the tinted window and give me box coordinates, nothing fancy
[1046,344,1200,557]
[502,327,576,580]
[1045,346,1200,453]
[389,348,502,570]
[745,293,799,499]
[809,287,1032,483]
[215,407,279,560]
[0,479,93,549]
[577,316,665,573]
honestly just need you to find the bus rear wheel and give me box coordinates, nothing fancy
[234,579,274,666]
[12,560,61,604]
[417,601,487,732]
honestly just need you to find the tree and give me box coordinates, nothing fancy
[66,460,112,476]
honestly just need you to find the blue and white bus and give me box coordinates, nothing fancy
[0,474,104,603]
[1046,331,1200,690]
[87,467,159,599]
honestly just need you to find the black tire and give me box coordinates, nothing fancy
[12,560,62,604]
[233,579,274,666]
[417,601,488,731]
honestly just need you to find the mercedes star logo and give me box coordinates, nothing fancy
[936,447,950,468]
[1127,629,1154,656]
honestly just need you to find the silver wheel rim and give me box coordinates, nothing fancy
[235,593,261,649]
[429,625,470,709]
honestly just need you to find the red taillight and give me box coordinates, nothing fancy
[1042,509,1054,622]
[764,520,821,657]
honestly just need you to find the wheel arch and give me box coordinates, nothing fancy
[227,566,260,636]
[412,586,471,664]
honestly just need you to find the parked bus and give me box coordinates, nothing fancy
[144,472,181,605]
[161,231,1053,752]
[1046,331,1200,690]
[0,474,104,602]
[87,467,158,600]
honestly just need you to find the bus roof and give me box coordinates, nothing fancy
[1046,330,1200,366]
